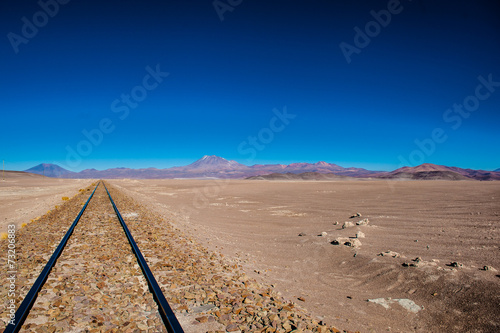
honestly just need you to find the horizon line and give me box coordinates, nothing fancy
[13,156,500,173]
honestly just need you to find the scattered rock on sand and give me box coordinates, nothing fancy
[298,232,307,236]
[333,221,339,225]
[378,250,401,258]
[481,265,497,271]
[344,239,362,248]
[319,231,328,237]
[356,231,365,238]
[356,218,369,226]
[350,212,362,218]
[403,257,422,267]
[331,240,340,245]
[342,221,354,229]
[449,261,463,268]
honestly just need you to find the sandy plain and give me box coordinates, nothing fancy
[1,175,499,332]
[110,178,500,332]
[0,172,93,232]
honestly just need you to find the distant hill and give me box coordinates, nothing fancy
[446,166,500,181]
[269,161,376,177]
[380,163,500,181]
[495,168,500,172]
[246,172,349,181]
[379,170,469,181]
[24,163,74,178]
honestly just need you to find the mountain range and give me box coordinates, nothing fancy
[23,156,500,181]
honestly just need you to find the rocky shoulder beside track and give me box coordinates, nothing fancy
[0,183,98,329]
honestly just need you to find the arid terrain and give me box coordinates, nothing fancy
[1,174,499,332]
[111,178,500,332]
[0,172,93,232]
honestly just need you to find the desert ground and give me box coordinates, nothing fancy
[1,175,499,332]
[110,178,500,332]
[0,172,93,232]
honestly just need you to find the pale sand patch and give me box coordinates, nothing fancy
[270,210,306,217]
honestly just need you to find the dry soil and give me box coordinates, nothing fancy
[111,178,500,332]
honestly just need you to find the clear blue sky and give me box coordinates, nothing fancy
[1,0,499,172]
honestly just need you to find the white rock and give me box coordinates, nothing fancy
[367,298,391,309]
[367,298,422,313]
[356,218,369,226]
[342,221,355,229]
[396,299,422,313]
[344,238,362,248]
[356,231,365,238]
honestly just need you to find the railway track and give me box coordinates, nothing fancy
[4,181,183,333]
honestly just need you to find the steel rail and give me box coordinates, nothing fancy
[103,182,184,333]
[4,182,100,333]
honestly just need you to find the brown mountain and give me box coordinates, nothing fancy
[275,161,376,177]
[379,170,470,181]
[379,163,500,181]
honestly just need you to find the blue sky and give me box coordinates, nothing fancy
[1,0,499,172]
